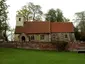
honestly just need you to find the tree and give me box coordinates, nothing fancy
[45,9,57,22]
[74,27,80,40]
[0,0,9,41]
[7,28,15,41]
[17,5,31,21]
[17,2,43,21]
[63,17,70,22]
[56,9,64,22]
[35,15,42,21]
[45,8,67,22]
[28,2,43,21]
[74,11,85,32]
[74,11,85,41]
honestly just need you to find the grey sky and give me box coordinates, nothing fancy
[7,0,85,28]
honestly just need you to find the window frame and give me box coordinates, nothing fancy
[65,34,68,38]
[40,35,44,40]
[19,18,21,21]
[30,35,34,40]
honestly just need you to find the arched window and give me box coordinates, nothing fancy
[19,18,21,21]
[21,36,25,42]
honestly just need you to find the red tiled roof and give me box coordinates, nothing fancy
[15,22,50,34]
[15,26,24,33]
[15,22,74,34]
[51,22,74,32]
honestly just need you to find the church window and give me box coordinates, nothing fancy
[19,18,21,21]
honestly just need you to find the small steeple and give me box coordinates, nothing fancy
[16,15,24,26]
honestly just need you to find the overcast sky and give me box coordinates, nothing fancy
[6,0,85,28]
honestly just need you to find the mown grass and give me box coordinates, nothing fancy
[0,48,85,64]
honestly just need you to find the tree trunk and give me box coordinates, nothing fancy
[33,13,35,21]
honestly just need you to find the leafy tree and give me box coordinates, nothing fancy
[17,2,43,21]
[7,28,15,41]
[56,9,64,22]
[74,27,80,40]
[45,8,68,22]
[28,2,43,21]
[17,5,31,21]
[74,11,85,41]
[63,17,70,22]
[35,15,42,21]
[0,0,9,41]
[45,9,57,22]
[75,11,85,32]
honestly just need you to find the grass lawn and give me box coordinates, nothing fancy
[0,48,85,64]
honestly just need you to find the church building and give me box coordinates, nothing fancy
[14,15,75,42]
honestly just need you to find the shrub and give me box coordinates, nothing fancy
[56,41,68,51]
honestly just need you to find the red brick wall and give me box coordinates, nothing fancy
[67,42,85,51]
[1,41,84,51]
[0,41,57,51]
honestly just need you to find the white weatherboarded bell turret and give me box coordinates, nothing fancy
[16,15,24,26]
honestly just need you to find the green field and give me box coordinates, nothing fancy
[0,48,85,64]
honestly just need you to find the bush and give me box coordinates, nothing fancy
[56,41,68,51]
